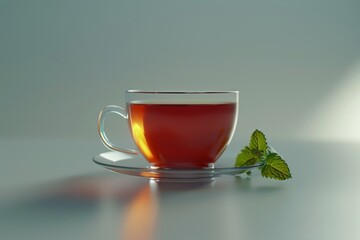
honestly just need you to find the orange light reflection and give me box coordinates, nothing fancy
[120,182,158,240]
[132,123,154,160]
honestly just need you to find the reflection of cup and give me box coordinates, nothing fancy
[121,182,158,240]
[98,90,238,169]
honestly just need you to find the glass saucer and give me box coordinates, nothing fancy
[93,151,262,182]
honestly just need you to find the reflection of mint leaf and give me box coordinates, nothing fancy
[235,147,258,167]
[235,129,292,181]
[261,153,292,180]
[249,129,267,154]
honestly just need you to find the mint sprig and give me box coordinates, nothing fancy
[235,129,292,180]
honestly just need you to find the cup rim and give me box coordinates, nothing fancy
[126,90,238,94]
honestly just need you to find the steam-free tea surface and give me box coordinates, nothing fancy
[128,103,237,168]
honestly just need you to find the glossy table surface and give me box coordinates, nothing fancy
[1,138,359,240]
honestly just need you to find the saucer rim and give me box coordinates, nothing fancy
[93,151,263,178]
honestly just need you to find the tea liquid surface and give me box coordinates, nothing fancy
[128,102,236,168]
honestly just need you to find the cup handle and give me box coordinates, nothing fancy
[97,105,138,155]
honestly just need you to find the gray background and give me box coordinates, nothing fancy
[1,0,360,142]
[1,2,360,240]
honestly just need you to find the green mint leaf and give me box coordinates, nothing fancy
[235,129,292,181]
[249,129,267,154]
[261,153,292,180]
[235,146,259,167]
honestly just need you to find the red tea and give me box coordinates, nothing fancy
[128,102,237,168]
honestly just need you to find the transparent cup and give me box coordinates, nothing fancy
[98,90,238,169]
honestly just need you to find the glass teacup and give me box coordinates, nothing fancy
[98,90,238,169]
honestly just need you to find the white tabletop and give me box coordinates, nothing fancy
[1,138,359,240]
